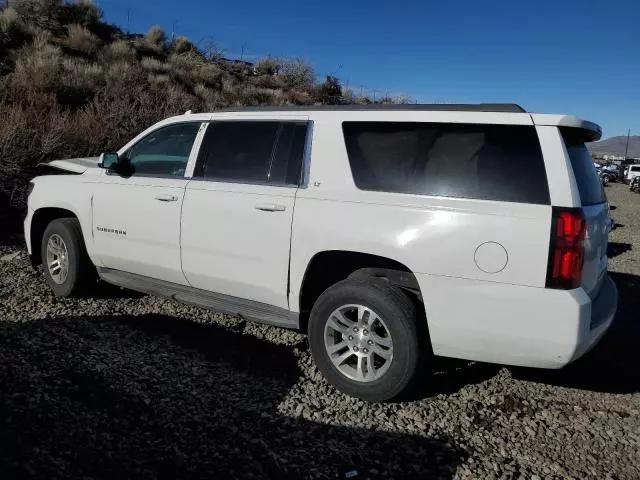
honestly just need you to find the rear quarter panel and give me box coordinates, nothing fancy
[289,114,553,312]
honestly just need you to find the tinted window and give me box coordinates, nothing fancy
[268,122,308,185]
[124,123,200,177]
[342,122,550,204]
[562,131,605,206]
[196,121,307,185]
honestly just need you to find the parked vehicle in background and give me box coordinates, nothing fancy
[602,163,623,182]
[598,169,610,186]
[625,164,640,184]
[630,176,640,193]
[24,104,618,401]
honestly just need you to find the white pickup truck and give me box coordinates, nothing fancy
[25,104,618,401]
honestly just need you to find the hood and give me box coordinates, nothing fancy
[38,157,100,174]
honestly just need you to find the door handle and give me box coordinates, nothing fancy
[155,194,178,202]
[254,203,286,212]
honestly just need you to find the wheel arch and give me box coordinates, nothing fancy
[30,207,80,266]
[297,250,430,348]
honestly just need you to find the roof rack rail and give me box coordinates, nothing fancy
[213,103,526,113]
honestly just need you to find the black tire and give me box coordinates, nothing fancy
[40,218,94,297]
[308,277,422,402]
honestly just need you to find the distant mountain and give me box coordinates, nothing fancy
[587,135,640,158]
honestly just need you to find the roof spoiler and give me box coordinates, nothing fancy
[531,114,602,142]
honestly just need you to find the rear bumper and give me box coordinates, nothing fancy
[417,273,618,369]
[569,274,617,362]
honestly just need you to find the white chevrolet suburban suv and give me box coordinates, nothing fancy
[24,104,618,401]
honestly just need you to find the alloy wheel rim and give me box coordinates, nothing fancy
[46,234,69,285]
[323,304,393,383]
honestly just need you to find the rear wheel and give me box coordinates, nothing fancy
[40,218,94,297]
[308,277,422,402]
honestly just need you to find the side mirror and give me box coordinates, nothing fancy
[99,152,120,170]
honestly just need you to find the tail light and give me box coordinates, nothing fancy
[546,208,586,289]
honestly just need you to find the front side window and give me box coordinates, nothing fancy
[195,121,308,185]
[343,122,550,205]
[123,122,201,177]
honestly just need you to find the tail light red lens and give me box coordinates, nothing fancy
[546,208,586,289]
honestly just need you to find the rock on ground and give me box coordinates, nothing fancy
[0,183,639,479]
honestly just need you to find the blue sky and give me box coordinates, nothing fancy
[99,0,639,138]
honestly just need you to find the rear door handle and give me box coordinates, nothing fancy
[155,194,178,202]
[254,203,286,212]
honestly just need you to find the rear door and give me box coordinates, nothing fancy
[562,129,610,298]
[180,118,309,309]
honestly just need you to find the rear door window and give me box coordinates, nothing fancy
[561,130,606,206]
[342,122,550,204]
[195,121,307,185]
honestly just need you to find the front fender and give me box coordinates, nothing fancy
[27,176,100,266]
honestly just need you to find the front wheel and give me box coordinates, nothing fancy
[40,218,94,297]
[308,277,423,402]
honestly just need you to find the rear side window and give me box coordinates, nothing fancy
[195,121,307,185]
[562,129,605,206]
[343,122,549,204]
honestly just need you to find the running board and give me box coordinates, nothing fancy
[97,268,299,329]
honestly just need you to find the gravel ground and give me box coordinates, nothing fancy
[1,183,639,480]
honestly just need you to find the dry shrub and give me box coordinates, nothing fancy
[101,39,136,62]
[0,102,74,204]
[279,59,314,89]
[0,3,381,209]
[65,23,101,54]
[239,86,278,106]
[9,32,62,94]
[61,57,102,87]
[141,56,171,73]
[148,73,171,87]
[194,62,222,86]
[59,0,102,28]
[145,25,166,46]
[132,26,167,59]
[280,88,313,105]
[104,61,144,86]
[0,7,24,35]
[254,57,279,76]
[171,36,197,55]
[10,0,61,31]
[167,51,203,70]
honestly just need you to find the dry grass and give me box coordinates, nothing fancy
[0,0,404,210]
[9,33,62,93]
[140,56,171,73]
[65,23,101,54]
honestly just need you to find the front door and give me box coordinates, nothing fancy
[92,121,203,284]
[181,118,309,309]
